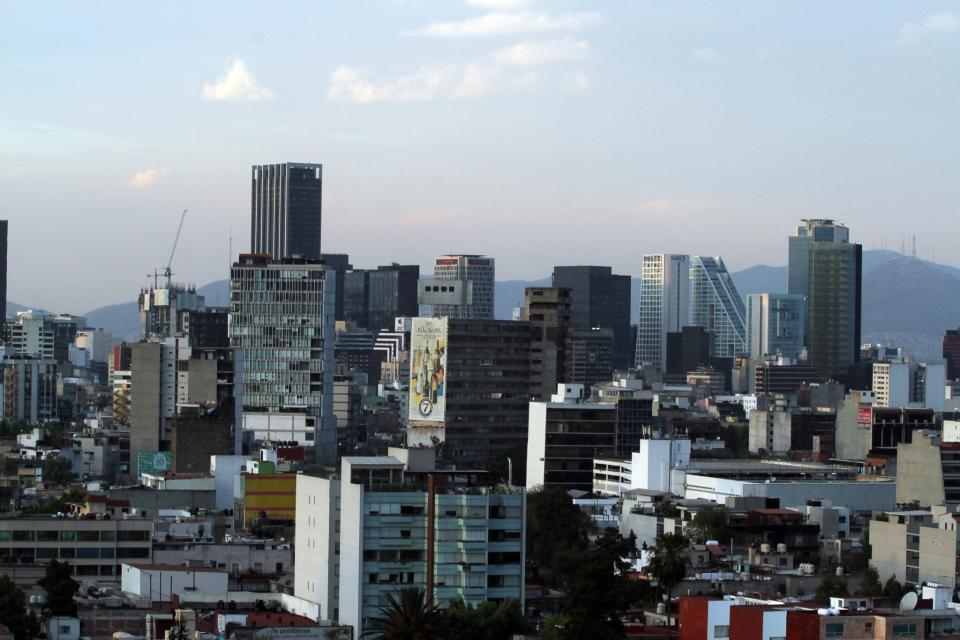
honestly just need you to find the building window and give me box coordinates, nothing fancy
[825,623,844,637]
[892,624,917,637]
[713,625,729,638]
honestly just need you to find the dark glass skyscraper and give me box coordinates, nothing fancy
[251,163,323,259]
[552,265,631,370]
[0,220,7,322]
[343,264,419,332]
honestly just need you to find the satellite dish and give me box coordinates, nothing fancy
[900,591,919,611]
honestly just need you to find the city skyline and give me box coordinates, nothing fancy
[3,1,958,312]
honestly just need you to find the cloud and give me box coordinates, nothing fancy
[692,48,718,64]
[202,59,274,102]
[467,0,532,8]
[897,10,959,44]
[128,169,167,189]
[408,10,603,37]
[571,70,589,91]
[328,65,453,103]
[493,38,590,65]
[453,63,502,98]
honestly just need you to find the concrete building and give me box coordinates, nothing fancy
[138,285,205,341]
[129,341,176,474]
[835,398,937,461]
[635,253,690,370]
[753,357,819,394]
[806,233,862,381]
[895,435,960,508]
[8,310,55,359]
[419,255,495,320]
[869,507,960,588]
[0,515,153,587]
[229,254,336,460]
[250,162,323,260]
[872,361,910,408]
[294,450,525,632]
[121,563,228,602]
[524,287,572,402]
[788,219,850,298]
[748,408,836,457]
[526,384,617,491]
[1,354,58,423]
[689,256,747,359]
[551,266,632,370]
[747,293,806,360]
[665,326,714,381]
[565,327,614,394]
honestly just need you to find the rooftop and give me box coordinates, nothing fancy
[124,563,227,574]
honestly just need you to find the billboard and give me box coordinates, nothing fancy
[137,451,172,475]
[857,406,873,429]
[408,317,447,423]
[230,627,352,640]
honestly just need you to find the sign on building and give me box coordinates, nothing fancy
[230,627,352,640]
[408,317,447,423]
[857,406,873,429]
[137,451,172,475]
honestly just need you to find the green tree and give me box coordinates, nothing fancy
[557,528,645,640]
[538,614,571,640]
[526,486,590,587]
[443,598,528,640]
[42,456,75,487]
[0,575,39,640]
[883,576,904,599]
[647,533,689,607]
[685,506,730,544]
[856,567,883,597]
[362,587,448,640]
[38,560,79,616]
[815,575,849,601]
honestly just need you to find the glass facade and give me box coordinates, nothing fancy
[432,255,495,320]
[552,266,632,370]
[251,163,323,260]
[689,256,748,359]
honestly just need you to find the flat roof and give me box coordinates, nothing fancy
[124,563,227,573]
[343,456,403,466]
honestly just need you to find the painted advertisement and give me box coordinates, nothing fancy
[408,317,447,423]
[857,406,873,429]
[230,626,353,640]
[137,451,172,475]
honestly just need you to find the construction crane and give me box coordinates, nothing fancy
[147,209,188,289]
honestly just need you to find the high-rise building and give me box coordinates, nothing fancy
[406,317,532,474]
[551,266,632,370]
[418,255,495,319]
[788,219,850,298]
[944,328,960,380]
[319,253,351,320]
[0,220,7,322]
[746,293,806,360]
[665,326,714,379]
[689,256,747,358]
[251,163,323,260]
[2,354,58,423]
[565,327,614,393]
[8,310,55,360]
[635,253,690,369]
[344,264,419,332]
[229,254,336,459]
[806,240,862,380]
[524,286,572,401]
[138,284,205,341]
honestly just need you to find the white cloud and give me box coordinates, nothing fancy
[571,70,589,91]
[692,48,718,64]
[128,169,167,189]
[328,65,453,103]
[511,71,540,91]
[467,0,532,8]
[202,59,274,102]
[408,10,603,37]
[493,38,590,65]
[452,63,502,98]
[897,10,959,43]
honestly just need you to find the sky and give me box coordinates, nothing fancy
[2,1,958,313]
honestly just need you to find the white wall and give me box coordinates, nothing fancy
[706,600,733,640]
[632,439,689,492]
[338,480,365,633]
[525,403,547,489]
[210,455,249,510]
[762,610,787,640]
[294,475,339,621]
[121,564,228,602]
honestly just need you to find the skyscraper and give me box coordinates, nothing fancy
[552,265,632,370]
[418,255,495,319]
[746,293,806,360]
[806,239,862,380]
[229,254,337,460]
[788,219,850,298]
[635,253,690,369]
[251,163,323,260]
[944,328,960,380]
[0,220,7,322]
[343,263,420,332]
[689,256,747,358]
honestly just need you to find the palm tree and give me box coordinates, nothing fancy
[362,587,447,640]
[646,533,689,610]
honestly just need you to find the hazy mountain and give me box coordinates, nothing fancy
[22,250,959,359]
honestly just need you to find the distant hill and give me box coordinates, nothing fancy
[25,249,960,360]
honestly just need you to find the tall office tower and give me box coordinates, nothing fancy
[418,255,495,319]
[945,328,960,380]
[251,163,323,260]
[806,240,862,380]
[746,293,806,360]
[229,254,337,460]
[0,220,6,322]
[2,355,58,423]
[406,317,532,474]
[343,264,420,332]
[689,256,747,358]
[319,253,351,320]
[138,284,205,340]
[665,326,714,379]
[635,254,690,369]
[552,266,632,371]
[565,327,614,393]
[524,286,572,401]
[788,219,850,297]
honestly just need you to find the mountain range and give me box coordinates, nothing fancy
[9,250,959,361]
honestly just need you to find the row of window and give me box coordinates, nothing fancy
[0,529,150,542]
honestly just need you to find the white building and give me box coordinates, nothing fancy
[873,362,910,408]
[419,254,495,319]
[633,438,690,493]
[120,563,228,602]
[635,253,690,370]
[75,329,117,364]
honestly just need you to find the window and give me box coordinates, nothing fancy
[713,625,729,638]
[892,624,917,637]
[12,531,34,542]
[78,548,99,559]
[825,623,844,637]
[37,530,59,542]
[100,531,115,541]
[77,531,100,542]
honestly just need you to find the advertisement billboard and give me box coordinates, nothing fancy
[230,627,352,640]
[137,451,172,475]
[857,406,873,429]
[408,317,447,423]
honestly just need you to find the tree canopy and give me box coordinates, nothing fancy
[647,533,689,602]
[0,575,39,640]
[685,506,730,544]
[38,560,79,617]
[526,486,590,587]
